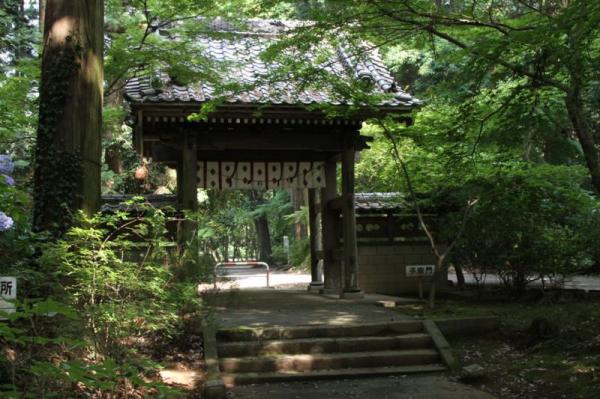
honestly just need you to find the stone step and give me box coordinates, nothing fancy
[217,320,423,342]
[217,333,433,358]
[219,349,440,373]
[222,364,447,387]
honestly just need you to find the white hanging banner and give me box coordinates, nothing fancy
[197,161,326,190]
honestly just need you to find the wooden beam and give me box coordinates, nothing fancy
[134,110,144,155]
[194,131,354,152]
[196,150,339,162]
[177,132,198,246]
[340,145,363,299]
[142,124,370,151]
[129,103,414,122]
[180,133,198,211]
[320,158,342,293]
[308,188,323,291]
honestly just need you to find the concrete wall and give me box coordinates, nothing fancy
[357,243,447,296]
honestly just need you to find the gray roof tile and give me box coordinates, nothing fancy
[124,19,420,109]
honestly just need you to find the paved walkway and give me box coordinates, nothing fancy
[206,289,416,329]
[449,272,600,291]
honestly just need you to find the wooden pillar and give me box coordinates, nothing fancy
[307,188,324,291]
[134,110,144,156]
[181,132,198,212]
[320,158,342,294]
[340,146,363,299]
[178,132,198,243]
[176,159,184,206]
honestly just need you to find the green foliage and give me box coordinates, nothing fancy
[0,296,183,398]
[40,202,182,349]
[444,164,598,289]
[0,200,197,397]
[194,189,294,262]
[289,237,310,269]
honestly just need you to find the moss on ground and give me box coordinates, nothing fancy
[395,297,600,399]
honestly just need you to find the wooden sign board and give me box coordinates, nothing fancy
[406,265,435,278]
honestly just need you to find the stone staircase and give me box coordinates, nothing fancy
[215,320,454,387]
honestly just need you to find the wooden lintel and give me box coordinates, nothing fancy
[129,103,414,122]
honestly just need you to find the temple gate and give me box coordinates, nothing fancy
[124,19,420,299]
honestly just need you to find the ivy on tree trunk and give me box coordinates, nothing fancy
[33,0,103,235]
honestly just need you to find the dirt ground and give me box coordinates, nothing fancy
[397,297,600,399]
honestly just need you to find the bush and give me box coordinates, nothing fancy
[289,237,310,268]
[442,164,597,290]
[39,201,184,353]
[270,245,288,265]
[0,200,198,397]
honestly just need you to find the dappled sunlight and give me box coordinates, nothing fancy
[49,16,76,42]
[212,288,414,329]
[282,354,321,372]
[83,51,102,85]
[159,369,202,389]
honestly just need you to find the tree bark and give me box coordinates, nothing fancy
[566,86,600,193]
[104,147,123,174]
[254,215,272,262]
[33,0,103,233]
[249,190,272,262]
[39,0,46,33]
[454,263,466,288]
[291,188,307,239]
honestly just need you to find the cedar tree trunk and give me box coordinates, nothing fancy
[254,215,272,263]
[33,0,103,233]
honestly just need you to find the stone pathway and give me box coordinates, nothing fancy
[448,272,600,291]
[205,286,497,399]
[206,288,416,329]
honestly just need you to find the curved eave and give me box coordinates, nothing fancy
[125,98,419,121]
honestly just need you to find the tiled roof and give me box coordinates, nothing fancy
[124,19,420,109]
[355,192,406,212]
[101,193,406,212]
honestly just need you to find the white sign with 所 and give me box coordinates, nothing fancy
[406,265,435,278]
[0,276,16,319]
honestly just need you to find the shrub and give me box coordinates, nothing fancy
[1,200,199,397]
[442,164,597,290]
[39,201,184,354]
[289,237,310,268]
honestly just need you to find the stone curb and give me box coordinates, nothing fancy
[202,320,226,399]
[423,320,458,370]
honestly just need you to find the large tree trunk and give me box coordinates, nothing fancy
[566,90,600,193]
[248,190,272,262]
[254,215,272,262]
[33,0,103,234]
[291,188,307,239]
[453,263,466,289]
